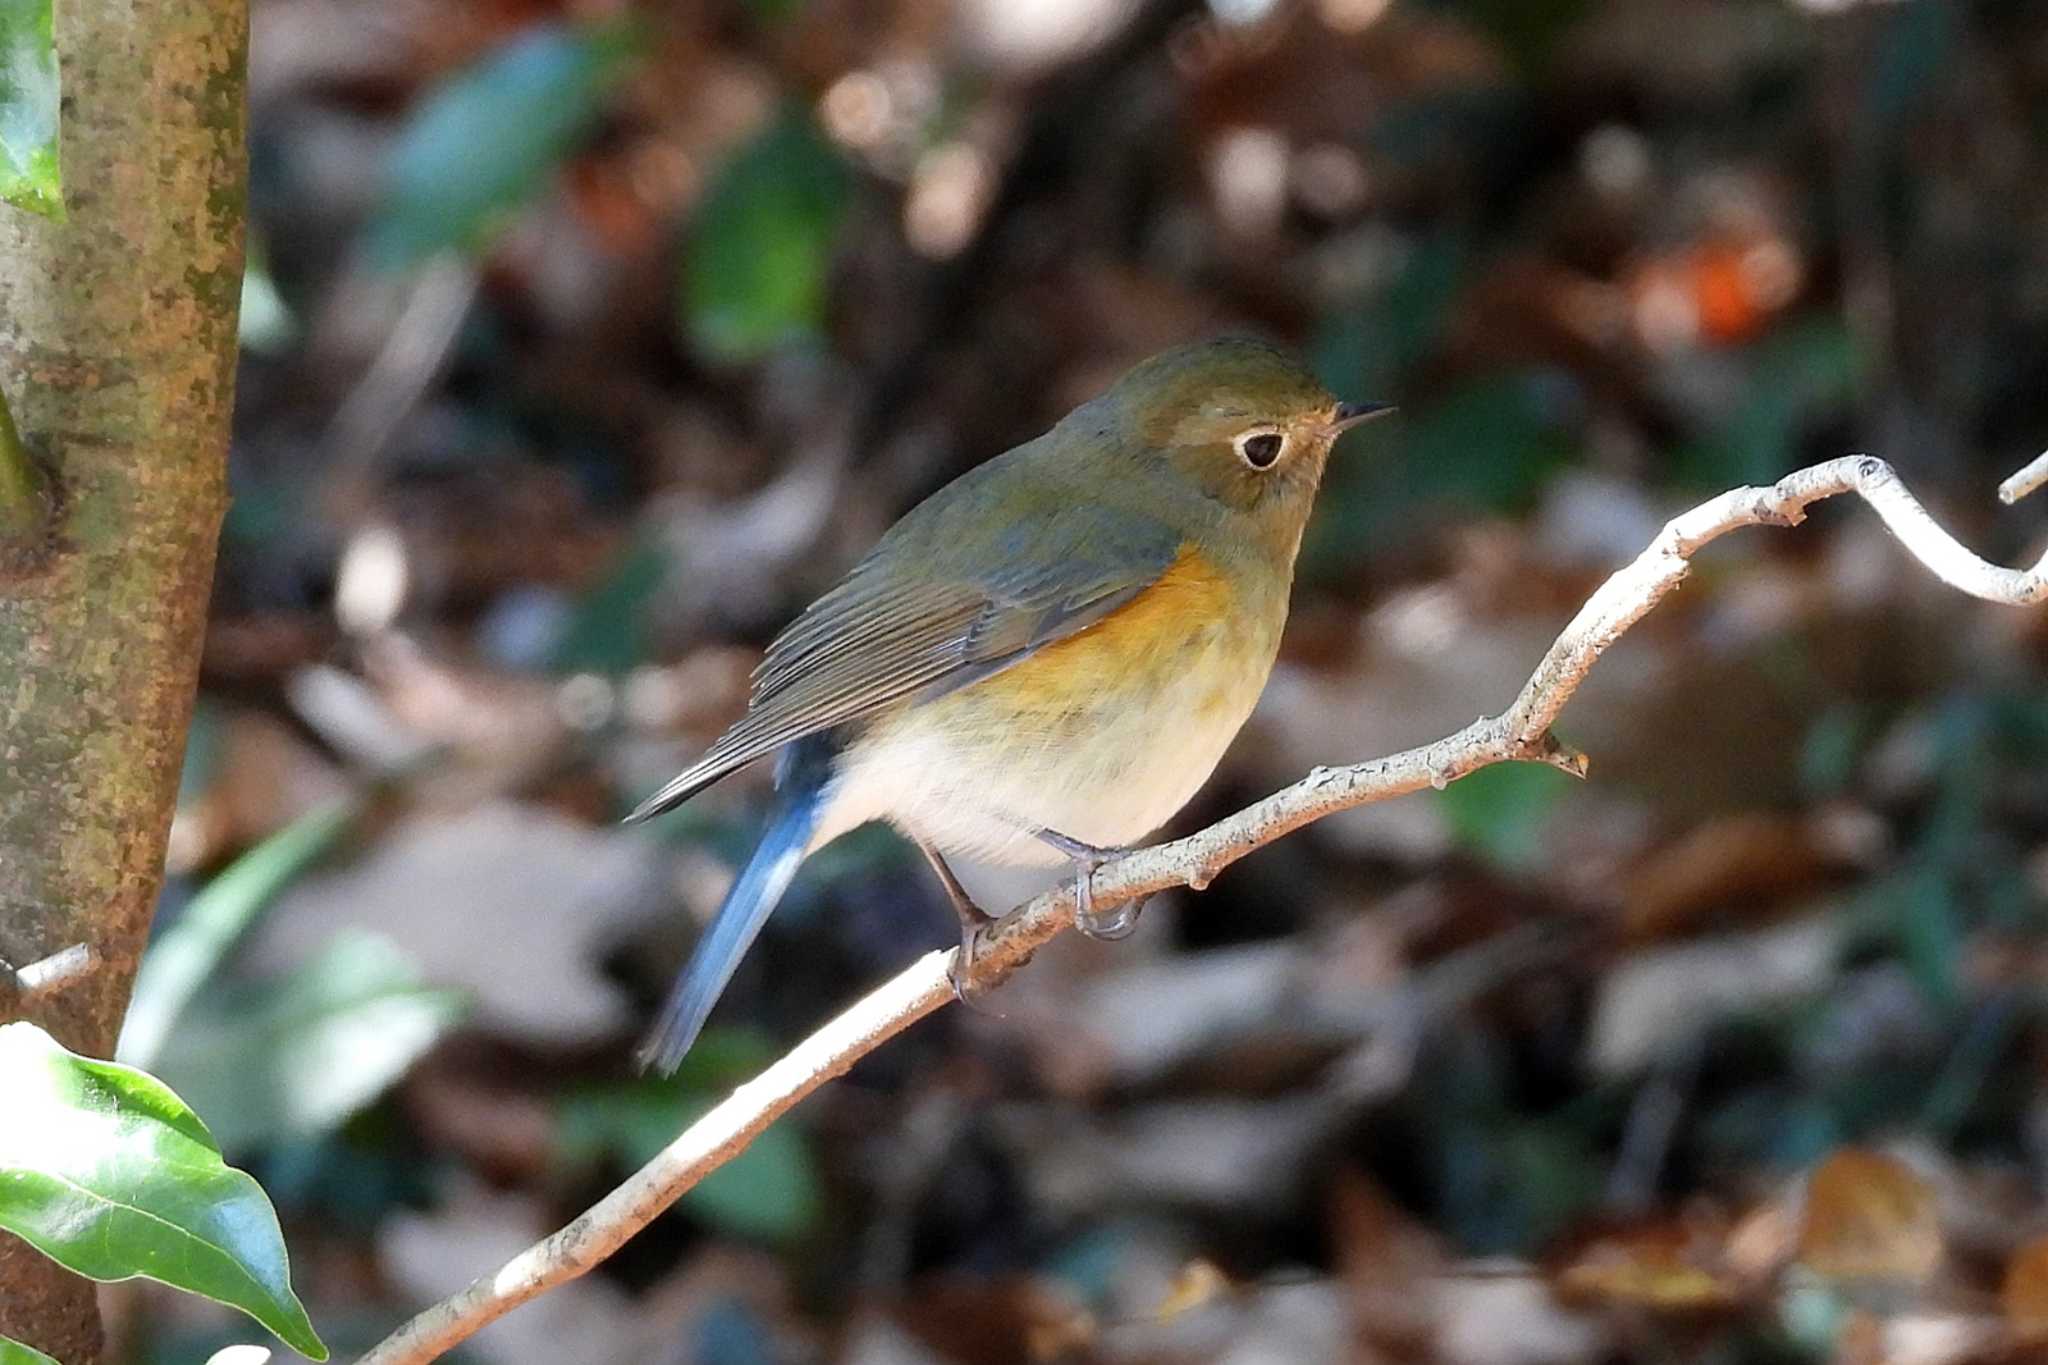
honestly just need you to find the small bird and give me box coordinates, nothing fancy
[625,338,1390,1072]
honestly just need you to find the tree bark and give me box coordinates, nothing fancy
[0,2,248,1359]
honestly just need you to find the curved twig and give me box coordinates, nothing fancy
[356,453,2048,1365]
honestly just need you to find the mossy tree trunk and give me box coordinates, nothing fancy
[0,2,248,1360]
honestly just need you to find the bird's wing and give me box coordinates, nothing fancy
[624,497,1184,822]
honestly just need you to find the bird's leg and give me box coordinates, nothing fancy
[914,837,997,1003]
[1035,829,1144,941]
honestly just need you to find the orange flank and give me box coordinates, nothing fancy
[957,543,1253,727]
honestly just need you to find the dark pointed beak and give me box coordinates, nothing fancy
[1329,400,1395,436]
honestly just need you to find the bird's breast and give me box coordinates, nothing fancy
[812,544,1287,862]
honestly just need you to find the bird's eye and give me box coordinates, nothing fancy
[1236,431,1285,469]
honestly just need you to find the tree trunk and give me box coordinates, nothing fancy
[0,2,248,1359]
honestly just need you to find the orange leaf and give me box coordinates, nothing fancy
[1155,1259,1233,1322]
[1795,1148,1942,1285]
[2003,1237,2048,1340]
[1550,1218,1743,1311]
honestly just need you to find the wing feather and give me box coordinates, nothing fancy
[624,495,1184,824]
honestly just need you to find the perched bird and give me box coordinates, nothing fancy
[625,338,1390,1072]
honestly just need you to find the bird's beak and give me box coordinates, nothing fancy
[1328,400,1396,436]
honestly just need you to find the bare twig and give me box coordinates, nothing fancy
[356,453,2048,1365]
[14,944,94,997]
[0,945,95,1013]
[321,253,479,520]
[1998,450,2048,506]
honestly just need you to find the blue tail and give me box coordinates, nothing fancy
[635,740,832,1075]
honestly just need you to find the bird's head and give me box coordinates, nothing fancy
[1078,337,1391,550]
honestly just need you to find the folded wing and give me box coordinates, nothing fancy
[624,491,1183,823]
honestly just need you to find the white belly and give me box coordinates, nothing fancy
[810,629,1273,865]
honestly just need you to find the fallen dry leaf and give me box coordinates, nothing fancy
[1154,1258,1234,1322]
[1548,1215,1745,1312]
[1797,1148,1944,1288]
[2002,1236,2048,1341]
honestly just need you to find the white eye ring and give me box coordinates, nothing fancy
[1234,429,1286,469]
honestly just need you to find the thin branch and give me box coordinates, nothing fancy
[1999,449,2048,506]
[0,944,95,1013]
[0,380,48,537]
[356,453,2048,1365]
[320,252,479,522]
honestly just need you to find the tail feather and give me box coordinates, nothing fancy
[635,759,828,1075]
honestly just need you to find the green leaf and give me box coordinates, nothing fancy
[0,0,60,218]
[1437,760,1577,870]
[368,22,638,267]
[239,231,296,355]
[1304,370,1574,577]
[1311,232,1464,397]
[1394,373,1576,512]
[679,105,850,364]
[550,533,671,676]
[120,800,358,1070]
[0,1335,60,1365]
[0,1023,327,1360]
[151,931,468,1152]
[1798,705,1869,801]
[1675,316,1866,490]
[557,1068,820,1242]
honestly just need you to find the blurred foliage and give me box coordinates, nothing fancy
[239,231,297,356]
[1437,761,1578,870]
[152,930,467,1152]
[0,0,59,218]
[558,1058,823,1244]
[679,106,852,364]
[1677,317,1870,491]
[122,800,360,1070]
[369,22,639,266]
[550,533,671,676]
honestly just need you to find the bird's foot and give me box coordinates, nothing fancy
[918,836,1002,1005]
[1035,829,1145,941]
[947,909,1003,1005]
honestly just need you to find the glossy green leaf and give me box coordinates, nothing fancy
[0,0,60,218]
[151,931,468,1152]
[0,1336,59,1365]
[368,22,637,266]
[0,1023,327,1360]
[120,800,358,1070]
[680,106,850,363]
[557,1068,820,1242]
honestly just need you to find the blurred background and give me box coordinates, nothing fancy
[121,0,2048,1360]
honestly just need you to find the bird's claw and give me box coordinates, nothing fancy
[947,922,988,1005]
[946,905,1011,1012]
[1075,890,1144,940]
[1037,829,1145,941]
